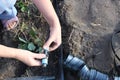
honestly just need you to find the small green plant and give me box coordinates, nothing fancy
[16,0,31,17]
[15,0,43,52]
[16,0,28,12]
[18,37,43,52]
[17,23,43,53]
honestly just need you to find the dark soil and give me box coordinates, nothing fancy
[0,0,63,80]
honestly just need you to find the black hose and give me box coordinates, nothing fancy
[58,45,64,80]
[64,55,120,80]
[52,0,64,80]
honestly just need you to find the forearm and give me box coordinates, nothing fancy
[0,45,46,66]
[0,44,18,58]
[32,0,60,27]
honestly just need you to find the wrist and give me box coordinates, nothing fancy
[49,17,61,27]
[50,23,61,31]
[13,49,25,60]
[12,48,21,59]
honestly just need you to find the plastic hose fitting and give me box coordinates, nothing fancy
[42,49,49,67]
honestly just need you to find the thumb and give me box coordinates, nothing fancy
[43,38,52,50]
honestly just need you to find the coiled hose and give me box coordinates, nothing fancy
[64,55,120,80]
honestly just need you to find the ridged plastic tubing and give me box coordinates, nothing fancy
[114,77,120,80]
[64,55,117,80]
[64,55,85,70]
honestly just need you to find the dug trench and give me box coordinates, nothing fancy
[1,0,120,80]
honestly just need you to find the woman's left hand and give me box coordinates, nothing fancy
[43,25,61,51]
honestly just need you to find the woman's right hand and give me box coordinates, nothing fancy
[15,49,46,66]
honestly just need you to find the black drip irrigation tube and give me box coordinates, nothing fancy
[52,0,64,79]
[6,76,55,80]
[57,45,64,80]
[64,54,120,80]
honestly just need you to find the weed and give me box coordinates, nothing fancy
[15,0,44,52]
[16,0,31,17]
[16,22,43,53]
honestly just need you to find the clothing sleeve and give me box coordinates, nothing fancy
[0,0,17,19]
[0,3,6,14]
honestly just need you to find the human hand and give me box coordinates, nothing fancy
[32,0,62,51]
[15,49,46,66]
[43,25,61,51]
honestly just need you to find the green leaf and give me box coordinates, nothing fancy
[29,27,37,38]
[34,38,41,44]
[38,47,43,53]
[16,0,28,13]
[28,42,36,51]
[36,47,43,53]
[21,6,26,12]
[18,44,28,50]
[34,37,43,47]
[17,1,24,9]
[18,37,27,43]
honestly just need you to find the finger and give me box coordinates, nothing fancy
[43,38,53,50]
[49,43,61,51]
[30,60,42,66]
[34,53,46,59]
